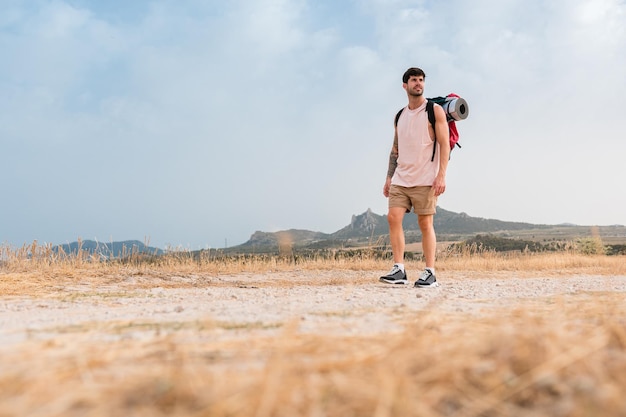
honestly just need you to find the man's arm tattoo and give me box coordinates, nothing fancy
[386,132,399,178]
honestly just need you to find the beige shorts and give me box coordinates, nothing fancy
[388,184,437,215]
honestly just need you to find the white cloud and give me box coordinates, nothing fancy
[236,0,307,56]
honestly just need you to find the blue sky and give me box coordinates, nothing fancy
[2,0,625,250]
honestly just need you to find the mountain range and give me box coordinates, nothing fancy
[52,207,625,256]
[232,207,555,253]
[53,240,163,259]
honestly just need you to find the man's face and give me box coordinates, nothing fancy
[403,75,424,97]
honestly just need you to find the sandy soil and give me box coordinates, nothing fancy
[2,271,626,348]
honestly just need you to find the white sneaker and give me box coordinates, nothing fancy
[379,265,408,285]
[414,269,439,288]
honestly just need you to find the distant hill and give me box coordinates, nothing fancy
[430,207,549,234]
[330,207,548,239]
[52,240,163,259]
[51,208,626,257]
[229,207,555,253]
[240,230,331,248]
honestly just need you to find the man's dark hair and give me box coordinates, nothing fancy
[402,67,426,83]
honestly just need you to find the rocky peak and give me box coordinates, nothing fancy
[350,208,378,232]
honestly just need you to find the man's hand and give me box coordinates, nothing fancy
[383,177,392,197]
[433,174,446,196]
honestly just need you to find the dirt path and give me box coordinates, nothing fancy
[2,271,626,347]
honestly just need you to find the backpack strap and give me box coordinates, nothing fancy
[394,108,404,127]
[427,100,437,162]
[395,103,434,128]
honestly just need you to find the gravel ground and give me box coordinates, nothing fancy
[2,271,626,347]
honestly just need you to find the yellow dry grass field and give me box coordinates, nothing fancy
[1,245,626,417]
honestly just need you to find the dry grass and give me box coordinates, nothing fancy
[2,295,625,417]
[2,241,626,295]
[1,243,626,416]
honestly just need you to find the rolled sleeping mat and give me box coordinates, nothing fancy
[441,97,469,122]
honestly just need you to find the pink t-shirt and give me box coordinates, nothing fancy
[391,101,439,187]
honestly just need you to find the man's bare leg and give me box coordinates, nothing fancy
[418,214,436,268]
[387,207,406,263]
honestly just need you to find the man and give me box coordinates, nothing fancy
[380,67,450,287]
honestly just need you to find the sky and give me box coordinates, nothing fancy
[2,0,625,250]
